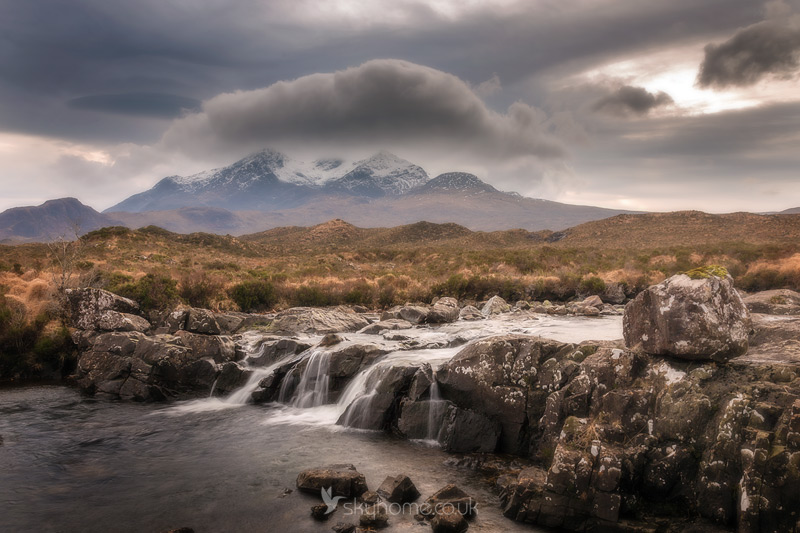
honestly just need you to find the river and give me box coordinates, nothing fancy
[0,315,622,532]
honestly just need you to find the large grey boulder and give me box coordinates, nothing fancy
[623,268,751,362]
[426,297,460,324]
[66,288,145,331]
[271,307,369,335]
[481,295,511,316]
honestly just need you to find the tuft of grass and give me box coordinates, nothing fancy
[682,265,729,280]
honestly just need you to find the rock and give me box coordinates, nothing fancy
[332,523,356,533]
[743,289,800,315]
[338,365,417,429]
[162,529,194,533]
[481,295,511,316]
[174,331,235,363]
[245,337,312,367]
[271,307,369,335]
[396,398,449,440]
[515,300,531,310]
[747,314,800,363]
[439,405,500,453]
[377,474,420,504]
[431,510,469,533]
[319,333,344,347]
[212,362,248,395]
[581,295,604,309]
[602,283,626,305]
[312,503,332,520]
[427,297,460,324]
[94,310,151,333]
[66,288,141,330]
[213,312,246,334]
[185,308,221,335]
[425,485,476,517]
[437,336,575,454]
[382,305,429,324]
[296,464,369,498]
[623,268,751,362]
[360,490,380,505]
[358,319,412,335]
[458,305,483,321]
[359,504,388,529]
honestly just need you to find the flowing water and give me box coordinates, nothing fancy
[0,314,621,532]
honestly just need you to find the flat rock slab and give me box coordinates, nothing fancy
[296,464,368,498]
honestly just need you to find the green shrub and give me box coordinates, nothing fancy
[578,276,606,295]
[114,273,179,312]
[290,284,334,307]
[179,271,224,309]
[229,279,277,312]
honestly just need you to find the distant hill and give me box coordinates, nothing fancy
[779,207,800,214]
[553,211,800,247]
[0,198,118,243]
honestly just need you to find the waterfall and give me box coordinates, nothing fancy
[223,367,273,406]
[337,365,385,428]
[291,350,332,408]
[426,380,447,442]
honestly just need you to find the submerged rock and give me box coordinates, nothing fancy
[359,504,389,528]
[377,474,420,504]
[358,319,413,335]
[623,268,750,362]
[296,464,369,498]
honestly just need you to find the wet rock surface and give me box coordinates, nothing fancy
[296,464,369,498]
[63,284,800,532]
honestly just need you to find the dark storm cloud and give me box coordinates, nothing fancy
[698,20,800,88]
[67,93,201,118]
[162,60,563,160]
[0,0,763,143]
[592,86,674,117]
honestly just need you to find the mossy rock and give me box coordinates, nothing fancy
[682,265,729,280]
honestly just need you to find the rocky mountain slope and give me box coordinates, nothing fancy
[100,148,634,233]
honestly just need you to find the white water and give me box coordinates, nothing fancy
[426,380,447,442]
[168,314,622,420]
[291,350,332,408]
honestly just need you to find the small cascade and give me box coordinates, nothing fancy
[223,367,273,406]
[291,350,332,408]
[338,365,386,428]
[208,375,221,398]
[425,380,447,442]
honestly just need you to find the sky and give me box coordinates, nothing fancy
[1,0,800,213]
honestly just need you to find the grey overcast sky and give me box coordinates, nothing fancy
[1,0,800,213]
